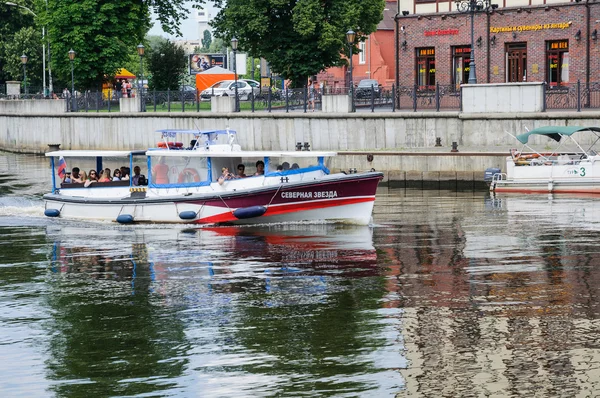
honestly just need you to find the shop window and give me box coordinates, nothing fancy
[546,40,569,87]
[506,43,527,82]
[452,46,471,90]
[416,47,435,90]
[359,41,366,64]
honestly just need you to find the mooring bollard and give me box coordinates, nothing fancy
[435,137,442,147]
[451,142,459,152]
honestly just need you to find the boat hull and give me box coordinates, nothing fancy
[43,172,382,225]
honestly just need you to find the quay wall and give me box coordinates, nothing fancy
[2,110,600,185]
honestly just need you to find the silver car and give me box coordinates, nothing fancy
[201,80,258,100]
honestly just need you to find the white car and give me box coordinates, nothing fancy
[201,80,259,100]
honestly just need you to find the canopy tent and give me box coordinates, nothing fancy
[195,66,236,92]
[115,68,136,79]
[516,126,600,144]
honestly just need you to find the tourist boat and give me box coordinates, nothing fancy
[488,126,600,194]
[43,129,383,224]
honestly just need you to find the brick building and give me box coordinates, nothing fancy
[319,0,598,91]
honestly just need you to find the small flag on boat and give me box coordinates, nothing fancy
[57,156,67,179]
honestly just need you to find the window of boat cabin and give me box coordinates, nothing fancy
[265,156,326,174]
[54,156,146,187]
[149,155,209,186]
[546,40,569,88]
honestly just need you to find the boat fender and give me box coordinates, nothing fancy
[44,208,60,217]
[233,205,267,219]
[116,214,134,224]
[179,211,197,220]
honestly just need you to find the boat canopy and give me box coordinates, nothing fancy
[145,150,337,158]
[156,129,236,137]
[516,126,600,144]
[45,150,146,157]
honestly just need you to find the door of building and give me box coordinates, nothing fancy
[506,43,527,82]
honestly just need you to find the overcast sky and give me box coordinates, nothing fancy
[148,1,219,41]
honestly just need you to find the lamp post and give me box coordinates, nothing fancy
[455,0,491,84]
[20,54,28,95]
[346,30,356,112]
[137,44,145,112]
[231,37,239,112]
[68,49,75,111]
[6,2,50,96]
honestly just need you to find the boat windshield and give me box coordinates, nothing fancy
[149,155,209,187]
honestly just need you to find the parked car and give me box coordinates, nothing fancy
[200,80,258,100]
[355,79,381,99]
[241,79,261,94]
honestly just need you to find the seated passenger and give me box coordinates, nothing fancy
[282,161,290,170]
[71,167,83,183]
[218,167,235,185]
[63,172,72,183]
[255,160,265,176]
[276,165,283,171]
[120,166,130,180]
[132,166,147,186]
[236,164,247,178]
[112,169,122,181]
[98,168,111,182]
[188,139,197,150]
[79,170,88,182]
[291,163,300,170]
[88,170,98,182]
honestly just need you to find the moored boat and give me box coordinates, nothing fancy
[43,129,383,225]
[488,126,600,194]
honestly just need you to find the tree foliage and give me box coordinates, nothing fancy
[211,0,386,87]
[146,40,187,91]
[201,30,212,52]
[0,1,39,85]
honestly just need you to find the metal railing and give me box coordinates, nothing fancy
[7,81,600,113]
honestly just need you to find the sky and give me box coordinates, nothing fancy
[148,1,219,41]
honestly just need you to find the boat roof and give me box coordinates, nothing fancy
[146,150,337,158]
[45,150,146,157]
[516,126,600,144]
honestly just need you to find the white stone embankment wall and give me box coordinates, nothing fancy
[2,109,600,183]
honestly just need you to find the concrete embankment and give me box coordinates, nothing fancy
[1,104,599,186]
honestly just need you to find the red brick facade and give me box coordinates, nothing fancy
[321,3,600,89]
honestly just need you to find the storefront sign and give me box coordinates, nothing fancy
[424,29,459,36]
[490,22,571,34]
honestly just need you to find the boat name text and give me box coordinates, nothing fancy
[281,191,338,199]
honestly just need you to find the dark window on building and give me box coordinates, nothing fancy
[452,46,471,89]
[506,43,527,82]
[546,40,569,87]
[416,47,435,90]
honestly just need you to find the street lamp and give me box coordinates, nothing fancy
[68,49,75,111]
[455,0,491,84]
[20,54,28,95]
[231,37,239,112]
[137,44,145,112]
[6,2,51,96]
[346,30,356,112]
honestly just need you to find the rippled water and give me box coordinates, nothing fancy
[2,151,600,396]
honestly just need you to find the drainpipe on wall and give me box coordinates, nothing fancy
[395,6,400,108]
[586,0,591,107]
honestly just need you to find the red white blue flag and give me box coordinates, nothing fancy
[57,156,67,179]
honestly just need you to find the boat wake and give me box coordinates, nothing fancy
[0,196,45,217]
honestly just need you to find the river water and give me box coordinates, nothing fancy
[2,151,600,397]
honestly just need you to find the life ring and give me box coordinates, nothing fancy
[178,168,201,183]
[157,141,167,148]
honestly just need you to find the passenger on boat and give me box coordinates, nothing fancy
[236,164,247,178]
[291,163,299,170]
[255,160,265,176]
[71,167,83,183]
[88,170,98,182]
[79,170,88,182]
[98,168,111,182]
[63,172,72,183]
[282,162,290,170]
[120,166,130,180]
[218,167,235,185]
[152,157,169,184]
[132,166,147,186]
[188,139,197,150]
[112,169,122,181]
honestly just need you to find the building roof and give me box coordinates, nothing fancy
[378,1,397,30]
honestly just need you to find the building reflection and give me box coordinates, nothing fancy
[376,193,600,396]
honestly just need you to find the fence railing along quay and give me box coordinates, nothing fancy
[4,80,600,113]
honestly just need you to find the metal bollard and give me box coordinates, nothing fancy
[451,142,459,152]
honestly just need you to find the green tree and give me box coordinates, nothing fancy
[211,0,385,87]
[201,29,212,52]
[0,1,37,84]
[146,40,186,90]
[207,37,225,54]
[3,27,43,88]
